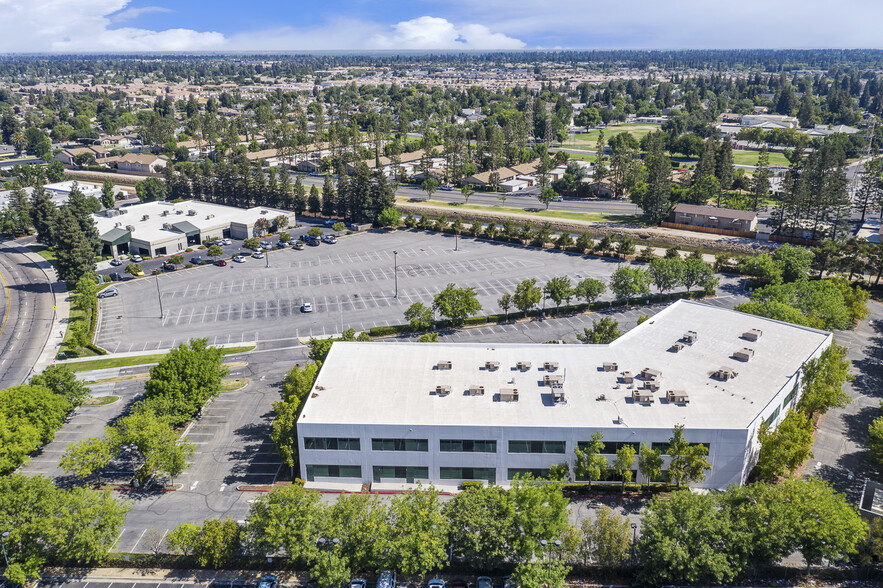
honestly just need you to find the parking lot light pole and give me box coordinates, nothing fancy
[155,275,163,319]
[393,250,398,298]
[631,522,638,563]
[316,537,339,566]
[539,539,561,584]
[1,530,10,568]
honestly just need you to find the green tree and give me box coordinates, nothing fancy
[272,363,319,471]
[376,207,400,228]
[421,177,439,200]
[387,486,450,577]
[537,187,557,210]
[206,245,223,259]
[432,283,481,326]
[576,317,622,344]
[135,177,167,202]
[513,278,542,314]
[247,483,324,564]
[498,292,512,320]
[509,476,570,559]
[308,185,322,214]
[609,265,651,300]
[613,444,636,489]
[53,206,96,284]
[171,519,242,567]
[772,243,813,283]
[59,437,115,482]
[583,505,631,566]
[125,262,142,277]
[648,257,684,293]
[461,184,474,204]
[30,364,90,407]
[445,484,516,568]
[666,424,711,488]
[573,277,606,305]
[574,432,606,489]
[543,276,573,312]
[869,404,883,464]
[101,179,116,210]
[29,186,57,245]
[681,257,716,292]
[167,522,200,556]
[755,408,814,480]
[636,131,671,224]
[404,302,434,331]
[796,343,852,420]
[0,384,72,474]
[751,147,772,211]
[511,561,569,588]
[637,444,663,488]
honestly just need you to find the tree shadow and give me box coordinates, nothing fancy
[852,320,883,399]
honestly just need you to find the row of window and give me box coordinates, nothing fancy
[306,465,646,483]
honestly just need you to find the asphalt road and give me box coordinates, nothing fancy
[94,230,723,354]
[0,238,55,389]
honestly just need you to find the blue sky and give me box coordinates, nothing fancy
[2,1,882,53]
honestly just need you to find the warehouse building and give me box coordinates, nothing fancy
[93,200,295,257]
[297,300,832,491]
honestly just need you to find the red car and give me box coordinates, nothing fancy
[215,259,228,266]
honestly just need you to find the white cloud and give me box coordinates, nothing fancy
[109,6,173,24]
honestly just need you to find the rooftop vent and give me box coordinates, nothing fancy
[187,209,197,216]
[620,371,634,383]
[714,367,738,381]
[632,389,655,404]
[437,360,452,370]
[500,387,519,402]
[467,385,485,396]
[141,214,150,221]
[162,223,172,230]
[114,222,121,228]
[175,210,183,215]
[641,367,662,380]
[597,393,607,401]
[642,380,661,392]
[543,361,559,371]
[125,225,135,232]
[161,210,170,216]
[485,360,500,371]
[683,330,699,344]
[543,374,564,387]
[602,362,618,372]
[734,348,755,362]
[742,329,763,342]
[670,342,685,353]
[666,390,690,404]
[516,361,532,371]
[552,389,566,404]
[435,384,452,396]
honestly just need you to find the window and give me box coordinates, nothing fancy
[578,441,640,455]
[764,406,780,428]
[783,381,799,409]
[372,438,429,452]
[440,467,496,483]
[372,466,429,483]
[440,439,497,453]
[304,437,360,451]
[508,468,550,479]
[305,465,362,481]
[508,440,566,454]
[650,442,710,455]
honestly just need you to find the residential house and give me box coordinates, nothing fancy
[54,145,108,166]
[115,153,168,174]
[669,203,758,233]
[462,167,518,189]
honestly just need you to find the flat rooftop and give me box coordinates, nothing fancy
[301,300,831,431]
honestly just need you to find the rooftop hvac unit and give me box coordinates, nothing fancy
[602,362,618,372]
[642,380,661,392]
[114,222,121,228]
[175,210,183,214]
[467,385,485,396]
[597,393,607,401]
[485,360,500,371]
[742,329,763,342]
[620,371,634,383]
[552,389,566,404]
[435,385,452,396]
[141,214,150,221]
[683,330,699,344]
[119,209,128,214]
[543,374,564,386]
[516,361,531,371]
[437,360,452,370]
[632,390,655,404]
[162,223,172,230]
[125,225,135,232]
[641,367,662,380]
[666,390,690,404]
[187,209,197,216]
[714,367,738,381]
[161,210,169,216]
[261,210,268,214]
[499,387,519,402]
[670,342,685,352]
[543,361,559,371]
[734,348,755,362]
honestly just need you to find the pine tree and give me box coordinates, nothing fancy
[29,185,57,245]
[66,185,101,255]
[716,139,735,196]
[331,173,347,218]
[54,206,96,284]
[101,179,116,210]
[640,132,672,225]
[307,185,322,215]
[751,148,772,212]
[797,92,817,128]
[292,176,307,215]
[5,186,31,237]
[369,173,395,223]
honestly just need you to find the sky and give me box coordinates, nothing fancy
[0,0,882,53]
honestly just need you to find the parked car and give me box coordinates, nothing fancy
[252,252,265,259]
[275,241,287,249]
[324,218,337,226]
[306,237,320,246]
[258,575,278,588]
[162,263,177,271]
[215,259,227,267]
[552,196,563,202]
[309,172,321,177]
[109,258,122,266]
[439,185,453,191]
[130,254,143,262]
[428,580,446,588]
[110,272,123,281]
[322,235,338,244]
[233,255,246,263]
[477,577,493,588]
[260,240,272,248]
[502,577,515,588]
[191,256,203,265]
[221,238,232,245]
[449,580,468,588]
[349,580,367,588]
[301,302,313,313]
[293,241,305,250]
[98,287,119,299]
[376,571,396,588]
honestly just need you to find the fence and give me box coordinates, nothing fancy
[661,221,757,239]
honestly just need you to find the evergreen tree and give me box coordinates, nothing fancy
[308,185,322,215]
[29,185,56,245]
[751,147,772,211]
[369,173,395,223]
[332,173,348,218]
[292,176,307,215]
[321,173,336,217]
[639,132,671,224]
[101,179,116,210]
[715,139,735,196]
[54,206,95,284]
[3,186,31,237]
[350,162,373,223]
[797,92,817,128]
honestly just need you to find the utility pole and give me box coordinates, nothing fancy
[155,275,163,319]
[393,250,399,298]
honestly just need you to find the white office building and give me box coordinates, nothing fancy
[297,301,832,491]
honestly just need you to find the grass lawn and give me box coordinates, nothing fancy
[27,244,57,266]
[411,199,645,225]
[58,305,102,359]
[64,345,256,372]
[84,395,119,406]
[732,150,790,167]
[561,124,660,148]
[219,378,248,392]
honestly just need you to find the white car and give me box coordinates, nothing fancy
[221,238,232,245]
[322,235,338,244]
[301,302,313,313]
[97,287,119,298]
[131,255,143,262]
[252,252,265,259]
[233,255,247,263]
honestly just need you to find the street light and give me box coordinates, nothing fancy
[393,250,399,298]
[155,275,163,320]
[1,531,9,568]
[539,539,561,585]
[631,522,638,564]
[316,536,339,566]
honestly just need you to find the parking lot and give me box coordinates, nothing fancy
[95,230,731,353]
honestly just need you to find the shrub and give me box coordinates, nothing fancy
[368,326,399,337]
[185,248,193,253]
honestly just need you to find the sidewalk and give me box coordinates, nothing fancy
[13,243,69,376]
[41,567,309,584]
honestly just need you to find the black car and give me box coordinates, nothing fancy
[191,256,203,265]
[162,263,177,271]
[110,272,123,281]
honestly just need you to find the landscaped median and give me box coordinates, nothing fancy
[60,344,255,372]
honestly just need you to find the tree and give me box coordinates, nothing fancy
[574,278,606,304]
[432,283,481,326]
[613,444,636,489]
[636,131,671,224]
[648,257,684,293]
[511,561,570,588]
[796,343,852,420]
[537,187,556,210]
[181,519,242,567]
[638,491,746,585]
[135,177,167,202]
[247,483,324,564]
[543,276,572,312]
[101,179,116,210]
[869,404,883,464]
[666,424,711,488]
[0,384,72,474]
[308,185,322,214]
[461,184,474,204]
[513,278,542,314]
[376,207,400,228]
[576,317,622,344]
[125,263,142,277]
[637,444,663,488]
[404,302,434,331]
[30,364,90,407]
[387,486,450,577]
[751,147,772,211]
[53,206,95,284]
[509,476,570,559]
[609,265,651,300]
[497,292,512,321]
[59,437,114,481]
[583,505,631,566]
[29,186,57,245]
[772,243,813,283]
[755,409,814,480]
[143,338,228,426]
[272,363,319,472]
[167,523,201,556]
[574,432,606,489]
[206,245,223,259]
[421,177,439,200]
[254,217,271,236]
[681,257,716,292]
